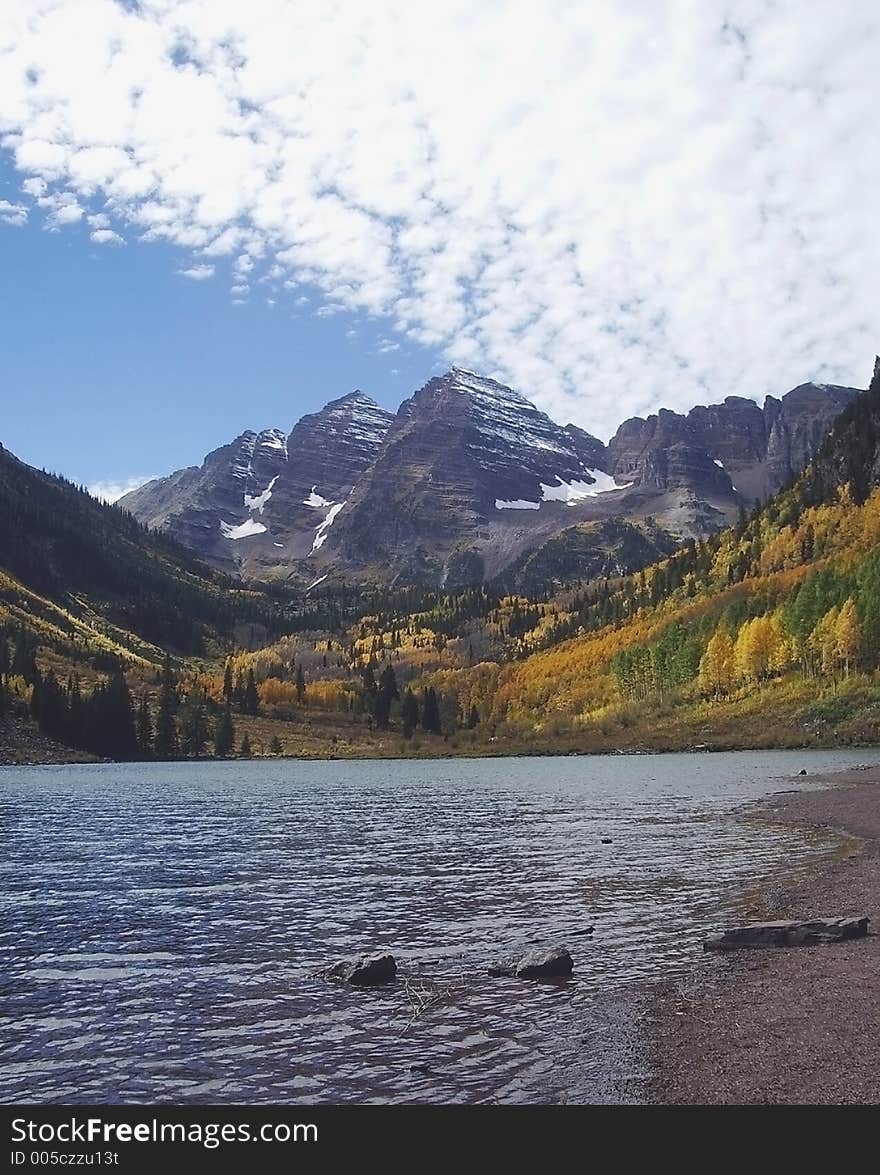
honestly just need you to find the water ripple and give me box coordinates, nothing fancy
[0,750,873,1104]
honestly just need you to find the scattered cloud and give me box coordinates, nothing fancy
[88,475,157,503]
[0,198,26,225]
[90,227,123,245]
[0,2,878,435]
[178,264,215,282]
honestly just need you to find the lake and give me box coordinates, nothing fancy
[0,750,874,1105]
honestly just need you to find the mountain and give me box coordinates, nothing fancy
[3,358,879,765]
[122,391,394,579]
[325,367,618,586]
[607,382,858,503]
[120,366,861,589]
[424,355,880,752]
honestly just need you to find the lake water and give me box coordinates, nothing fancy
[0,750,875,1105]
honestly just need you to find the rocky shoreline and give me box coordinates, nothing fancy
[648,766,880,1104]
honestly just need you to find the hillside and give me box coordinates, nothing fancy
[3,357,880,764]
[246,354,880,756]
[0,442,289,656]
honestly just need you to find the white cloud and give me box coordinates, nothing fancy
[89,475,157,503]
[91,227,123,245]
[0,198,26,225]
[0,1,878,435]
[178,263,214,281]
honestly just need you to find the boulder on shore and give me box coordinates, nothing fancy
[323,953,397,985]
[489,947,574,979]
[704,917,868,951]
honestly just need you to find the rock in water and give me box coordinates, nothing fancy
[704,917,868,951]
[489,947,574,979]
[324,953,397,985]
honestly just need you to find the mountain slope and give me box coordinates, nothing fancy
[121,391,394,579]
[0,442,282,655]
[119,366,860,590]
[403,356,880,751]
[324,367,621,585]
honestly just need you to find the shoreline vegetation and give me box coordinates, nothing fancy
[649,764,880,1105]
[4,724,880,768]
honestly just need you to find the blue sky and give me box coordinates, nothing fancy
[0,2,877,497]
[0,156,439,495]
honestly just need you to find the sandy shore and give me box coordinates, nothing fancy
[649,765,880,1105]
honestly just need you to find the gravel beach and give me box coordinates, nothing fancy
[649,765,880,1105]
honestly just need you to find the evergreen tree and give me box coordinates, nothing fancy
[360,663,378,717]
[222,659,234,704]
[244,669,260,715]
[269,734,283,755]
[213,702,235,757]
[240,731,253,757]
[374,664,399,729]
[136,693,153,758]
[401,688,419,738]
[32,669,66,740]
[421,686,442,734]
[179,684,210,757]
[295,661,306,705]
[154,656,179,760]
[466,704,480,729]
[101,669,138,760]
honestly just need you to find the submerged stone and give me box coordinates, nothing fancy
[489,947,574,979]
[323,953,397,985]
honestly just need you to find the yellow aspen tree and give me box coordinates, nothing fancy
[767,613,791,674]
[733,619,756,683]
[698,630,735,698]
[735,616,778,683]
[810,606,840,679]
[834,599,861,678]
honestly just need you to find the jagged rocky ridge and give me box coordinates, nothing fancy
[120,367,861,589]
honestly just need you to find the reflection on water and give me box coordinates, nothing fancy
[0,750,872,1104]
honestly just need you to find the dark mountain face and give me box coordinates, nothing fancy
[119,367,861,589]
[121,392,394,578]
[326,368,616,585]
[606,383,858,504]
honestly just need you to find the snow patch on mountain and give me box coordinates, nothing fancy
[220,517,267,540]
[306,574,328,591]
[257,430,288,455]
[495,497,542,510]
[244,475,278,513]
[303,486,331,508]
[541,471,628,502]
[311,502,344,552]
[495,471,629,511]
